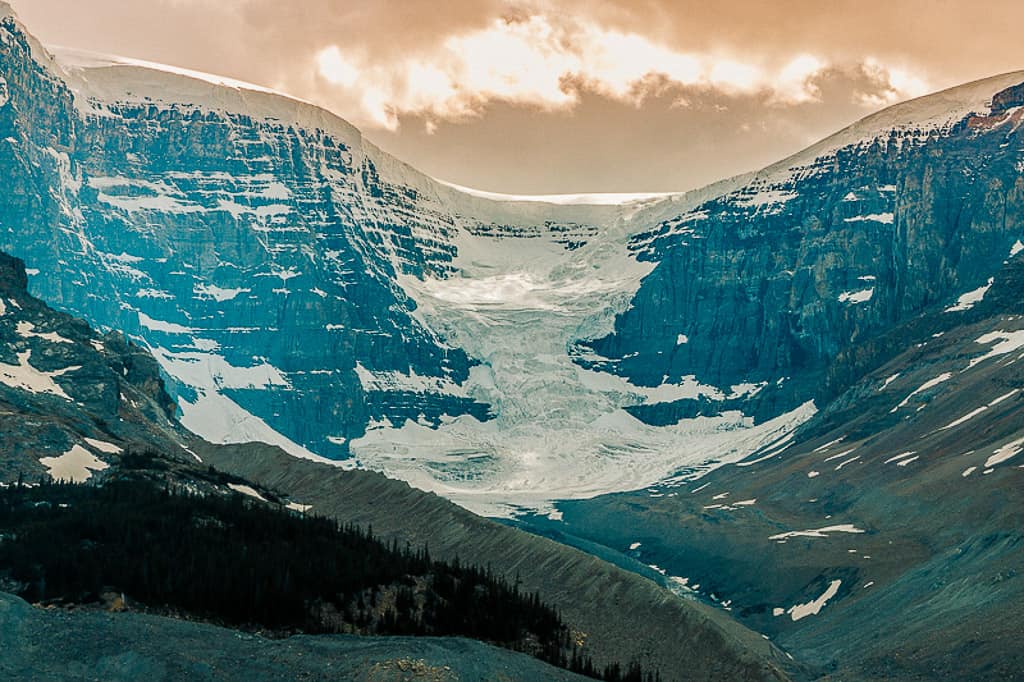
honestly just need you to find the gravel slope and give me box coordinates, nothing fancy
[0,592,590,682]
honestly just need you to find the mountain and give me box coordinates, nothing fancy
[0,251,194,480]
[2,3,1020,517]
[1,2,1023,679]
[587,69,1024,429]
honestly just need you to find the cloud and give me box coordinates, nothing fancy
[313,12,929,131]
[854,57,931,107]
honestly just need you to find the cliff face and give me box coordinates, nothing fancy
[0,17,504,461]
[586,78,1024,425]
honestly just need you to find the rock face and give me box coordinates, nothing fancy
[0,16,499,463]
[587,75,1024,427]
[0,250,192,482]
[0,5,1023,509]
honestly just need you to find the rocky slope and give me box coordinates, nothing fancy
[530,253,1024,680]
[0,251,195,482]
[198,440,791,681]
[0,592,591,682]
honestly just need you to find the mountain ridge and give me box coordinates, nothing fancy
[1,1,1023,515]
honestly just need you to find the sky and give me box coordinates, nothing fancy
[12,0,1024,194]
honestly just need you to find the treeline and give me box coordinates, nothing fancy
[0,479,659,682]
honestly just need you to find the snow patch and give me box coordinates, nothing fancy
[946,278,993,313]
[227,483,267,502]
[354,362,468,397]
[843,213,894,224]
[83,438,123,454]
[138,312,194,335]
[0,351,79,400]
[787,580,842,621]
[938,389,1020,431]
[967,330,1024,369]
[813,437,846,453]
[834,455,860,470]
[769,525,865,541]
[838,288,874,304]
[986,436,1024,468]
[883,451,917,464]
[824,447,857,462]
[150,347,289,391]
[880,373,900,390]
[143,345,331,465]
[194,283,250,302]
[891,373,952,412]
[39,445,109,483]
[16,321,72,344]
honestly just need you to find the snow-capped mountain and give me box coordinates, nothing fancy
[0,3,1022,514]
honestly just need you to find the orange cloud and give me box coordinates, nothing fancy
[314,12,929,131]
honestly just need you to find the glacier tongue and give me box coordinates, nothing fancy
[352,217,815,516]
